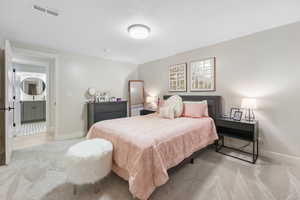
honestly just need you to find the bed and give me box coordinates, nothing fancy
[87,95,221,200]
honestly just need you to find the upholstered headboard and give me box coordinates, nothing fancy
[163,95,222,119]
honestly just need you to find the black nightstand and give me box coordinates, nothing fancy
[215,117,259,164]
[140,109,156,116]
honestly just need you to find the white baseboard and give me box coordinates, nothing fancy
[261,149,300,166]
[223,137,300,165]
[54,131,85,140]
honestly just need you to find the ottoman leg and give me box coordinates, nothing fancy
[73,185,77,195]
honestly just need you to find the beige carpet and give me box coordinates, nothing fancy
[0,139,300,200]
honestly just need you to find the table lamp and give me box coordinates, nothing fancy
[146,96,158,110]
[241,98,257,121]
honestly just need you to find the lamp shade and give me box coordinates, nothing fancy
[241,98,257,109]
[146,96,156,103]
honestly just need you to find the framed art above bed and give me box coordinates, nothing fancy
[190,57,216,92]
[169,63,187,92]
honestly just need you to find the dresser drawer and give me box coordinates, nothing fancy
[94,102,126,113]
[94,111,126,122]
[216,120,253,132]
[217,126,254,141]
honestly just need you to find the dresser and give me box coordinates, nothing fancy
[20,101,46,124]
[87,101,127,130]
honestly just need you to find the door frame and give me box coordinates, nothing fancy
[0,49,5,164]
[12,47,59,138]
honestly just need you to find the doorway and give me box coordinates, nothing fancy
[11,49,57,150]
[12,60,51,150]
[0,41,58,164]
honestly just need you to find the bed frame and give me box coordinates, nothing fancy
[163,95,222,119]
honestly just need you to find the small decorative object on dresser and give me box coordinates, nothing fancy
[87,101,127,131]
[215,117,259,164]
[169,63,187,92]
[190,57,216,91]
[140,109,156,116]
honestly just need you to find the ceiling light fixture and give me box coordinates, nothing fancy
[128,24,151,39]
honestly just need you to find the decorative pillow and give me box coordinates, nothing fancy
[164,95,183,117]
[158,106,175,119]
[182,100,209,118]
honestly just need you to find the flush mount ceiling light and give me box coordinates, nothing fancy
[128,24,151,39]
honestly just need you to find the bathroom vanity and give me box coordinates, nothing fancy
[20,101,46,124]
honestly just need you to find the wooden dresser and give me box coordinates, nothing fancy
[87,101,127,130]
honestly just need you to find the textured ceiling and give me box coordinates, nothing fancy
[1,0,300,64]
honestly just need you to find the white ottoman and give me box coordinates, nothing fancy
[65,138,113,194]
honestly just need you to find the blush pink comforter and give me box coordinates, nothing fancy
[87,114,218,200]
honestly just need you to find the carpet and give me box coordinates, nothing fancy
[0,138,300,200]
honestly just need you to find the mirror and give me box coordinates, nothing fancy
[20,77,46,95]
[128,80,145,116]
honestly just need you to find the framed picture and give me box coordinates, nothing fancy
[230,107,240,119]
[190,57,216,91]
[169,63,187,92]
[233,111,243,121]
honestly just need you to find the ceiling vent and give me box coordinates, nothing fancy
[46,9,59,16]
[33,5,59,16]
[33,5,46,12]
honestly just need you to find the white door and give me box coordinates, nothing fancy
[4,40,15,164]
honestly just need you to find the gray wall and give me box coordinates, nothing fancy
[138,21,300,158]
[56,53,138,138]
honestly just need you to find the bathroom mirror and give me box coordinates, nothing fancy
[20,77,46,95]
[128,80,145,116]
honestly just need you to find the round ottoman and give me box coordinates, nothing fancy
[65,138,113,194]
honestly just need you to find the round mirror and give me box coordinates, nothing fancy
[20,77,46,95]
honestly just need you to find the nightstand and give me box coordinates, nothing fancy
[140,109,156,116]
[215,117,259,164]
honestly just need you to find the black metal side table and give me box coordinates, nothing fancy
[215,117,259,164]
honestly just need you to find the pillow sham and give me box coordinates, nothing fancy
[158,106,175,119]
[164,95,183,117]
[182,100,209,118]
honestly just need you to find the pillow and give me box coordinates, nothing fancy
[164,95,183,117]
[158,106,175,119]
[182,100,209,118]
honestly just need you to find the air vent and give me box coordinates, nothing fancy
[46,9,59,16]
[33,5,46,13]
[33,5,59,16]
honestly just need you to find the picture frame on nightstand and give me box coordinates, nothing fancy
[232,110,243,121]
[230,107,240,119]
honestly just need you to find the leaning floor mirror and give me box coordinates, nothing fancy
[128,80,145,116]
